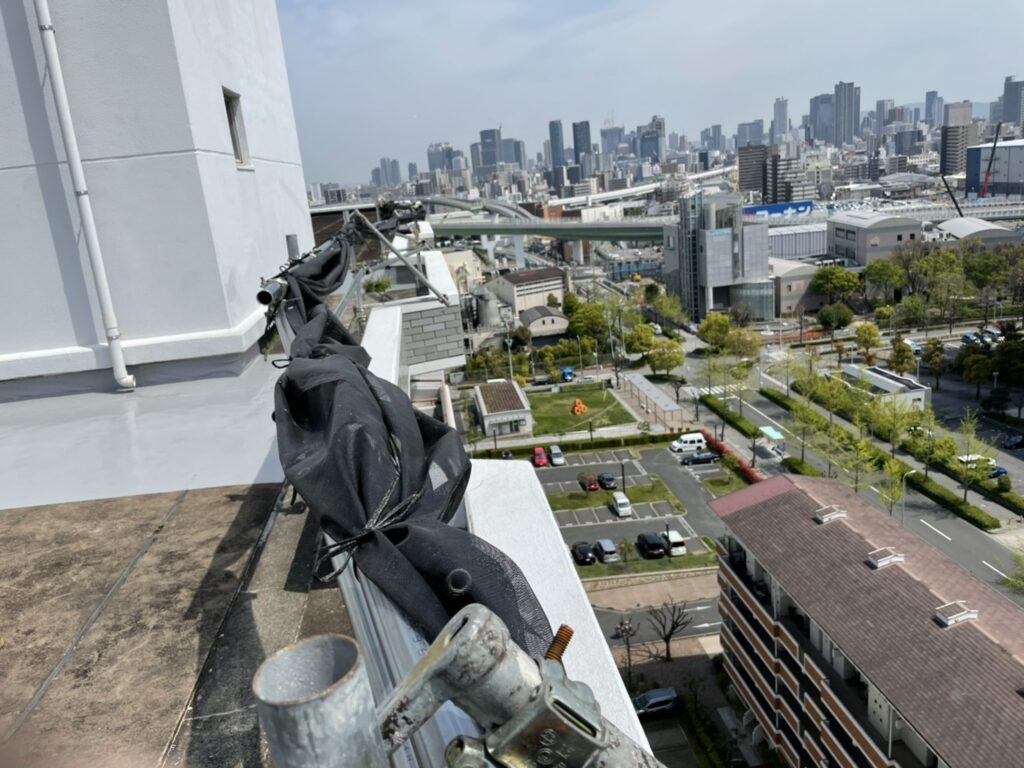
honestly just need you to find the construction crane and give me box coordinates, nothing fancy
[980,120,1003,198]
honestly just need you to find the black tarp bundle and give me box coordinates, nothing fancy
[270,217,553,657]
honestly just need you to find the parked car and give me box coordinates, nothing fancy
[500,449,514,460]
[900,338,922,355]
[682,451,721,466]
[961,333,979,345]
[908,426,934,438]
[660,529,687,556]
[1002,434,1024,450]
[549,445,565,466]
[632,687,679,718]
[636,532,666,559]
[532,447,548,467]
[597,472,618,489]
[593,539,620,563]
[957,454,996,468]
[610,491,634,518]
[989,466,1008,479]
[570,542,596,565]
[577,473,600,492]
[670,432,708,453]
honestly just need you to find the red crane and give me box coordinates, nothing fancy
[980,120,1003,198]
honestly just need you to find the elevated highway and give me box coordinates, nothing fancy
[430,217,675,241]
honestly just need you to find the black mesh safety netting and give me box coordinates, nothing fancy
[269,214,553,657]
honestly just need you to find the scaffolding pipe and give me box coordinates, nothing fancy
[33,0,134,389]
[253,634,387,768]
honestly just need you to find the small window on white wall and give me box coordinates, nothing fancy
[223,88,249,166]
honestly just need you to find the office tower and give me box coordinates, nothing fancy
[548,120,566,168]
[712,124,723,152]
[501,137,526,167]
[543,139,551,168]
[479,128,501,167]
[809,93,835,144]
[934,97,943,128]
[737,119,765,146]
[470,142,482,173]
[407,162,418,180]
[874,99,894,134]
[990,97,1004,123]
[765,154,815,203]
[700,127,712,148]
[834,81,859,145]
[390,158,401,185]
[638,129,661,162]
[572,121,592,166]
[1002,76,1024,126]
[773,97,789,141]
[940,123,979,175]
[427,142,455,172]
[668,131,680,151]
[925,90,939,126]
[738,144,770,193]
[943,101,973,128]
[913,107,921,124]
[649,115,666,139]
[892,129,920,156]
[601,125,624,154]
[370,167,382,187]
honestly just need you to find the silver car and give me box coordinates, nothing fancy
[593,538,620,563]
[549,445,565,466]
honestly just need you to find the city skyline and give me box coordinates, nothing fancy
[277,0,1024,184]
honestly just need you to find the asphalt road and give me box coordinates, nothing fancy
[593,597,721,646]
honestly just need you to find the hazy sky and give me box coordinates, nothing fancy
[277,0,1024,186]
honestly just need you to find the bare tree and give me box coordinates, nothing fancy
[647,600,693,662]
[616,615,638,689]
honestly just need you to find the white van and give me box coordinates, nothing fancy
[670,432,707,453]
[610,491,633,518]
[660,530,687,556]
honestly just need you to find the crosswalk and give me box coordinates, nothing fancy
[695,384,745,397]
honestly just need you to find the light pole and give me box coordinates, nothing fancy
[621,460,627,493]
[504,337,514,380]
[575,336,584,372]
[993,370,1000,393]
[901,469,917,525]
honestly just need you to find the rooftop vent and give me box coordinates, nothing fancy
[814,505,847,525]
[867,547,905,570]
[934,601,978,628]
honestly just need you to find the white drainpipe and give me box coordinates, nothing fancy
[33,0,135,389]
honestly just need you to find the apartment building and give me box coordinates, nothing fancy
[711,475,1024,768]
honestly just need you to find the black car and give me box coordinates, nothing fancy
[570,542,596,565]
[1003,434,1024,450]
[597,472,618,489]
[501,449,514,460]
[681,451,721,466]
[636,532,666,559]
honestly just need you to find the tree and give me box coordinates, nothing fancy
[788,399,819,463]
[981,388,1011,414]
[646,600,693,662]
[870,395,915,457]
[993,338,1024,416]
[651,293,687,326]
[647,339,685,375]
[727,360,754,416]
[887,336,917,376]
[729,303,753,327]
[769,351,800,391]
[546,293,559,307]
[922,339,948,391]
[896,295,927,332]
[963,246,1010,327]
[567,303,607,343]
[643,283,661,305]
[906,408,953,480]
[624,323,656,362]
[864,259,905,303]
[562,291,581,317]
[363,277,391,296]
[697,313,732,350]
[813,376,850,477]
[919,248,967,334]
[817,303,854,342]
[955,410,996,502]
[666,374,687,403]
[854,323,882,361]
[811,265,860,303]
[880,458,906,516]
[724,328,761,359]
[510,324,531,350]
[839,437,878,492]
[615,613,638,689]
[962,353,993,401]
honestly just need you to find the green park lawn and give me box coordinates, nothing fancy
[701,468,749,497]
[527,386,634,435]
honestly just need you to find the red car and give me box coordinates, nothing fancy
[577,473,600,491]
[532,447,548,467]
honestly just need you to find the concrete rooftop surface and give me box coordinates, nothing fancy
[0,482,347,768]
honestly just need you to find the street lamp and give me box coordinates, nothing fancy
[575,335,584,372]
[901,469,917,525]
[621,460,627,492]
[504,337,514,380]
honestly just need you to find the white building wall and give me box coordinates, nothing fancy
[0,0,312,381]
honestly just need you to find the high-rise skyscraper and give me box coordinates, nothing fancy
[940,123,979,175]
[1002,75,1024,126]
[834,81,859,146]
[427,142,455,172]
[925,90,939,127]
[501,137,527,167]
[407,162,418,180]
[638,129,660,162]
[736,119,765,146]
[548,120,566,168]
[943,101,973,128]
[600,125,624,155]
[809,93,835,144]
[874,99,894,134]
[479,128,502,167]
[572,121,592,166]
[737,144,769,193]
[772,97,789,141]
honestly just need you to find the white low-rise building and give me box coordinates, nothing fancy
[474,380,533,436]
[935,217,1018,249]
[839,364,931,409]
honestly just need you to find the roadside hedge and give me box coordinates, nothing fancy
[759,387,1001,530]
[701,428,764,483]
[781,456,824,477]
[699,394,759,438]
